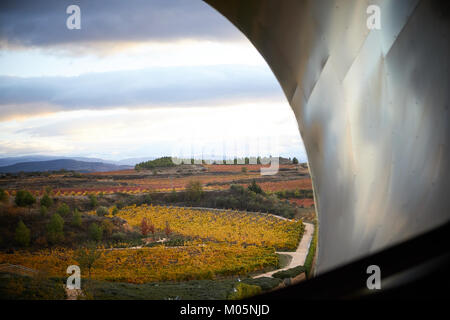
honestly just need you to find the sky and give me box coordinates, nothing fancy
[0,0,307,162]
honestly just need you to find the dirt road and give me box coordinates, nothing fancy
[254,222,314,278]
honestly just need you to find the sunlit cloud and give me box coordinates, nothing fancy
[0,105,305,161]
[0,0,306,161]
[0,40,266,78]
[0,65,284,120]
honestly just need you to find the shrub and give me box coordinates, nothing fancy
[14,190,36,207]
[111,206,119,216]
[57,203,70,217]
[47,214,64,244]
[168,189,178,203]
[88,223,103,242]
[44,186,53,195]
[40,193,53,208]
[101,220,114,237]
[185,180,203,203]
[142,194,152,205]
[116,201,125,210]
[74,243,102,278]
[88,194,98,208]
[272,265,306,279]
[241,167,247,173]
[248,180,263,194]
[96,206,108,217]
[164,221,172,238]
[160,237,186,247]
[73,172,82,178]
[140,218,151,236]
[72,209,82,227]
[15,220,30,247]
[112,232,126,242]
[40,205,49,217]
[228,282,262,300]
[242,277,282,291]
[227,196,239,209]
[0,188,8,203]
[230,184,245,195]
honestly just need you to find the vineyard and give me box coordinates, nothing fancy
[0,163,313,198]
[101,205,304,250]
[0,161,314,291]
[0,244,277,284]
[1,205,304,283]
[2,177,313,198]
[256,179,313,192]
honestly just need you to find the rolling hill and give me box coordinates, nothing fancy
[0,155,154,167]
[0,159,132,173]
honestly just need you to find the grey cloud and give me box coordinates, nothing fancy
[0,65,284,118]
[0,0,240,48]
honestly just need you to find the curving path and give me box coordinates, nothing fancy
[254,222,314,278]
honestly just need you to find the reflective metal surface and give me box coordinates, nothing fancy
[205,0,450,273]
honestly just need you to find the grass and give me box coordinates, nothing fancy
[277,253,293,268]
[80,277,282,300]
[304,221,317,277]
[0,271,282,300]
[228,282,262,300]
[272,265,306,279]
[0,272,66,300]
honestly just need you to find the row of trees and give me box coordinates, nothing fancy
[133,156,302,169]
[13,215,109,247]
[4,188,104,211]
[14,213,64,247]
[180,157,268,165]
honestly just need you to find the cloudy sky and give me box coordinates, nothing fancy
[0,0,306,162]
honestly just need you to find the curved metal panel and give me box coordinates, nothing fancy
[205,0,450,273]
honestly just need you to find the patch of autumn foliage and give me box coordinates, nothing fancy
[1,206,304,284]
[255,179,312,192]
[100,204,304,251]
[0,244,278,283]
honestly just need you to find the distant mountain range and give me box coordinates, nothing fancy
[0,155,301,174]
[0,159,133,173]
[0,155,155,167]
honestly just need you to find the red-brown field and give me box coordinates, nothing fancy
[288,198,315,208]
[0,163,314,207]
[255,179,313,192]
